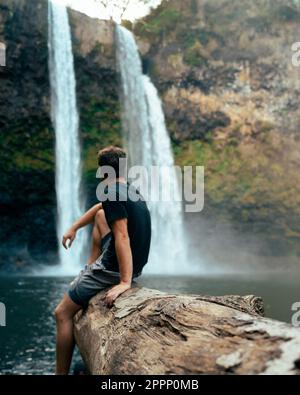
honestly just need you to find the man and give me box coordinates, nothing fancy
[54,146,151,375]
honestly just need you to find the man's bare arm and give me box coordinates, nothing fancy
[62,203,102,249]
[104,218,132,306]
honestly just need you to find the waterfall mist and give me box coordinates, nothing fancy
[48,0,88,275]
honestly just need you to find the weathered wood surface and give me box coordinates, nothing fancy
[74,286,300,375]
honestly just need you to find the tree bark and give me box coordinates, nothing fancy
[74,285,300,375]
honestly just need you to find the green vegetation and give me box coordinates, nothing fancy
[80,96,122,187]
[177,29,217,49]
[173,135,300,252]
[183,42,206,67]
[245,16,273,33]
[190,0,198,14]
[244,3,300,33]
[135,0,225,67]
[0,120,54,177]
[121,20,133,31]
[274,5,300,22]
[135,4,182,38]
[259,120,274,134]
[175,28,222,66]
[174,139,253,205]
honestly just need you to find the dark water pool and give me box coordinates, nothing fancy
[0,273,299,374]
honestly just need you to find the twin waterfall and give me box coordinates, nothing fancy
[116,26,191,274]
[48,3,193,274]
[48,1,88,274]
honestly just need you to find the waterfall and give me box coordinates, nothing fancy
[116,25,196,274]
[48,0,88,275]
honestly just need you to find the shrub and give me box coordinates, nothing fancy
[274,5,300,22]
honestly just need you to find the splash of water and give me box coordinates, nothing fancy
[116,25,200,274]
[48,0,88,275]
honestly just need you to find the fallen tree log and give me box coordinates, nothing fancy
[74,286,300,375]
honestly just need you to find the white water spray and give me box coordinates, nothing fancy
[116,25,198,274]
[48,0,88,275]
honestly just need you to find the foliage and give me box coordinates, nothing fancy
[274,5,300,22]
[135,7,182,37]
[121,20,133,30]
[245,16,273,33]
[183,42,206,67]
[0,121,54,176]
[80,96,122,173]
[173,134,300,251]
[190,0,198,14]
[135,1,223,66]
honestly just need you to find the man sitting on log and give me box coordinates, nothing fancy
[54,146,152,375]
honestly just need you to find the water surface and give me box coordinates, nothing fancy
[0,273,299,374]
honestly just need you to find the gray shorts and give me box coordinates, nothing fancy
[68,233,141,307]
[68,233,120,307]
[68,263,121,308]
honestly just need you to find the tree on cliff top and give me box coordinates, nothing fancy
[94,0,162,21]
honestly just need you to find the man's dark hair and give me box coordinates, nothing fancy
[97,146,127,178]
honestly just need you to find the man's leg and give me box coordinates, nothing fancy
[54,293,82,375]
[87,209,110,264]
[55,209,111,374]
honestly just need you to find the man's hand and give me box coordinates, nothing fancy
[61,203,102,250]
[62,228,76,249]
[103,282,131,307]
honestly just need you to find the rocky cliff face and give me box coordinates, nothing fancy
[0,0,54,270]
[0,0,119,271]
[133,0,300,258]
[135,0,300,136]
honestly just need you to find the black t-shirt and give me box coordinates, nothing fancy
[100,182,151,276]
